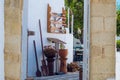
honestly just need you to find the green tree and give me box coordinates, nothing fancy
[117,40,120,48]
[65,0,84,41]
[117,9,120,36]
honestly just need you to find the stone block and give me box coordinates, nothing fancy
[5,0,20,8]
[4,53,20,63]
[90,56,115,80]
[104,45,115,57]
[5,0,10,7]
[5,8,20,23]
[90,46,102,58]
[101,32,115,46]
[91,32,115,46]
[5,54,21,80]
[91,3,116,17]
[91,17,104,33]
[5,35,21,52]
[91,32,103,46]
[91,0,116,3]
[104,17,116,33]
[90,57,115,73]
[5,62,20,80]
[5,22,21,36]
[90,73,115,80]
[5,77,19,80]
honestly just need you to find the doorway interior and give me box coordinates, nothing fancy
[21,0,90,80]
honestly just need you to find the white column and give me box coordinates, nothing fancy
[67,8,70,33]
[83,0,90,80]
[71,15,74,34]
[0,0,4,80]
[21,0,29,79]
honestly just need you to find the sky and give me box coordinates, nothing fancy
[117,0,120,3]
[117,0,120,4]
[117,0,120,9]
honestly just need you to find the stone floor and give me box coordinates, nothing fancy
[34,72,79,80]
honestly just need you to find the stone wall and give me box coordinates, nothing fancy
[4,0,23,80]
[90,0,116,80]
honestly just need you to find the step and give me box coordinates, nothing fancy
[34,72,79,80]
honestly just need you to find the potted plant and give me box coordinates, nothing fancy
[43,45,57,76]
[67,62,80,72]
[59,44,68,73]
[59,44,68,58]
[43,45,57,58]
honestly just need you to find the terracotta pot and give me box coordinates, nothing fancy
[59,49,68,58]
[59,58,67,73]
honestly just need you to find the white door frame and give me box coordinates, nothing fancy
[21,0,29,80]
[83,0,90,80]
[0,0,4,80]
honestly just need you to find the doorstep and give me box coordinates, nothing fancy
[34,72,79,80]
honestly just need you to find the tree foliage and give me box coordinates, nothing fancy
[117,40,120,48]
[117,9,120,36]
[65,0,84,39]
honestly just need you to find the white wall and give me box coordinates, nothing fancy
[116,52,120,80]
[23,0,73,76]
[0,0,4,80]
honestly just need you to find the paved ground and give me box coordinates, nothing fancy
[34,72,79,80]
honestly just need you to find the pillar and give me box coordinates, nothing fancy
[90,0,116,80]
[4,0,23,80]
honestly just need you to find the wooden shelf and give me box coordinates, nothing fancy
[47,37,66,44]
[47,4,67,34]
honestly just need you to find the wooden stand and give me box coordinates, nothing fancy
[59,49,68,73]
[79,67,83,80]
[59,58,67,73]
[46,58,55,76]
[47,37,66,74]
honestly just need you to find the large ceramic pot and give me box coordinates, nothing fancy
[59,49,68,73]
[59,49,68,58]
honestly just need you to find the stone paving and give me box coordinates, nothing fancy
[34,72,79,80]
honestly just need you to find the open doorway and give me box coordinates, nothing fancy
[21,0,90,80]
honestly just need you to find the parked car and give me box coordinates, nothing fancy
[73,46,83,62]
